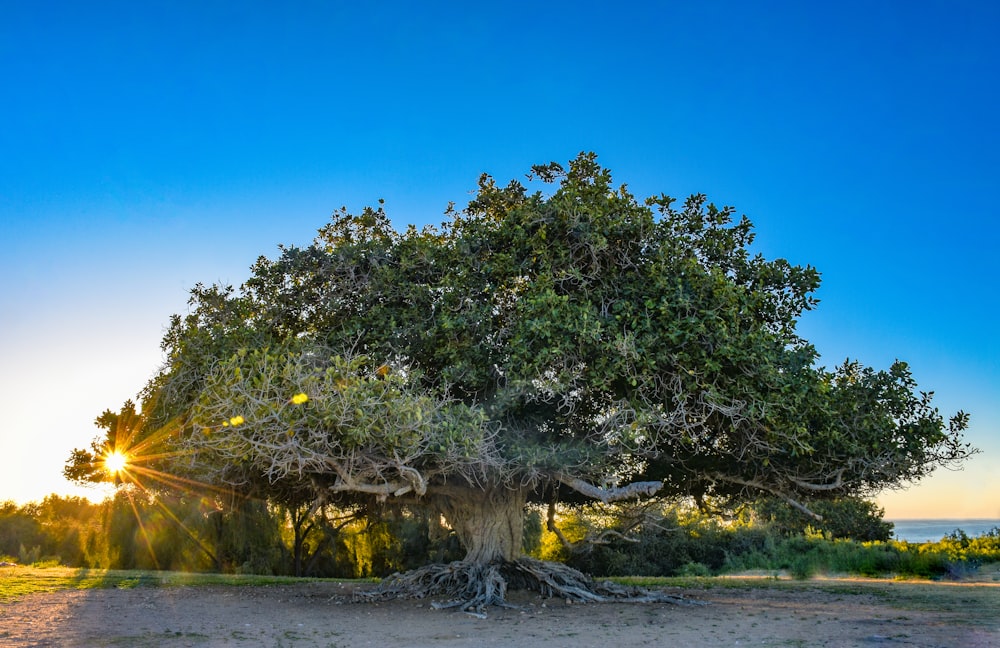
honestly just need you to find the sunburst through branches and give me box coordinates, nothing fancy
[103,449,129,476]
[64,399,256,570]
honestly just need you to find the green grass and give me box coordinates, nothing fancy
[0,564,370,603]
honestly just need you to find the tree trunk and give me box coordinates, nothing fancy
[434,487,526,563]
[369,485,693,610]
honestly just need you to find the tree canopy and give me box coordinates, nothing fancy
[70,153,974,607]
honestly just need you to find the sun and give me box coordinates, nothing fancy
[104,450,129,475]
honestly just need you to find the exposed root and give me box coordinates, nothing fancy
[361,557,698,613]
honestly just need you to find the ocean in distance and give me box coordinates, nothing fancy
[889,519,1000,543]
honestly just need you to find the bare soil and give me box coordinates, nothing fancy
[1,580,998,647]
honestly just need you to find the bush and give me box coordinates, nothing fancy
[559,505,999,582]
[678,562,712,577]
[18,544,41,565]
[747,497,893,542]
[561,510,746,577]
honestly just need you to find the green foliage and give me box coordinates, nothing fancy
[64,401,146,486]
[2,491,467,578]
[744,496,894,542]
[727,526,1000,580]
[80,491,283,573]
[546,503,999,581]
[0,501,43,561]
[185,346,493,498]
[722,532,1000,581]
[209,499,284,574]
[0,497,100,567]
[554,507,745,577]
[67,153,975,572]
[331,508,463,578]
[139,152,973,517]
[6,490,997,584]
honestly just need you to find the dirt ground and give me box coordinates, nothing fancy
[1,580,998,647]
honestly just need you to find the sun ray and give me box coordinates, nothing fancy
[123,488,161,570]
[71,404,259,572]
[146,492,220,565]
[121,415,185,457]
[124,463,238,499]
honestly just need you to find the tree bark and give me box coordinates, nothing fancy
[433,487,526,563]
[369,485,695,609]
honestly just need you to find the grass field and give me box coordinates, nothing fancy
[0,565,363,603]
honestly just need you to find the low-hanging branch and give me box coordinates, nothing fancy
[546,501,642,552]
[708,473,823,520]
[556,473,663,503]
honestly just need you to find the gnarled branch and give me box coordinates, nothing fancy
[790,469,845,492]
[709,473,823,521]
[556,474,662,503]
[546,502,641,552]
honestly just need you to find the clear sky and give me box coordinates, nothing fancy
[2,1,997,519]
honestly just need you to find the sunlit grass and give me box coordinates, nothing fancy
[0,565,372,603]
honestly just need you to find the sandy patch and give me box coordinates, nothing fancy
[1,581,997,647]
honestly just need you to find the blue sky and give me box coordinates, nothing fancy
[2,1,997,518]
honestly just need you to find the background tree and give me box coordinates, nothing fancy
[274,498,366,577]
[0,497,101,566]
[119,153,972,609]
[747,496,894,542]
[0,500,44,563]
[33,495,100,566]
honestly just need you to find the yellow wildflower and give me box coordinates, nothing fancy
[291,392,309,405]
[229,415,245,426]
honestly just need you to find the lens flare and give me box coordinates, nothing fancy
[104,450,129,475]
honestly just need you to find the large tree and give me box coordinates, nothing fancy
[115,153,972,608]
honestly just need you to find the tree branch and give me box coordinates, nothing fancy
[328,480,411,499]
[546,502,642,552]
[321,459,426,501]
[546,501,574,550]
[556,474,662,503]
[790,469,845,492]
[709,473,824,521]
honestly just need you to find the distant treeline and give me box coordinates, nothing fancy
[2,492,997,580]
[1,490,467,577]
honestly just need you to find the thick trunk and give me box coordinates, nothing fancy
[435,487,527,563]
[370,486,695,610]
